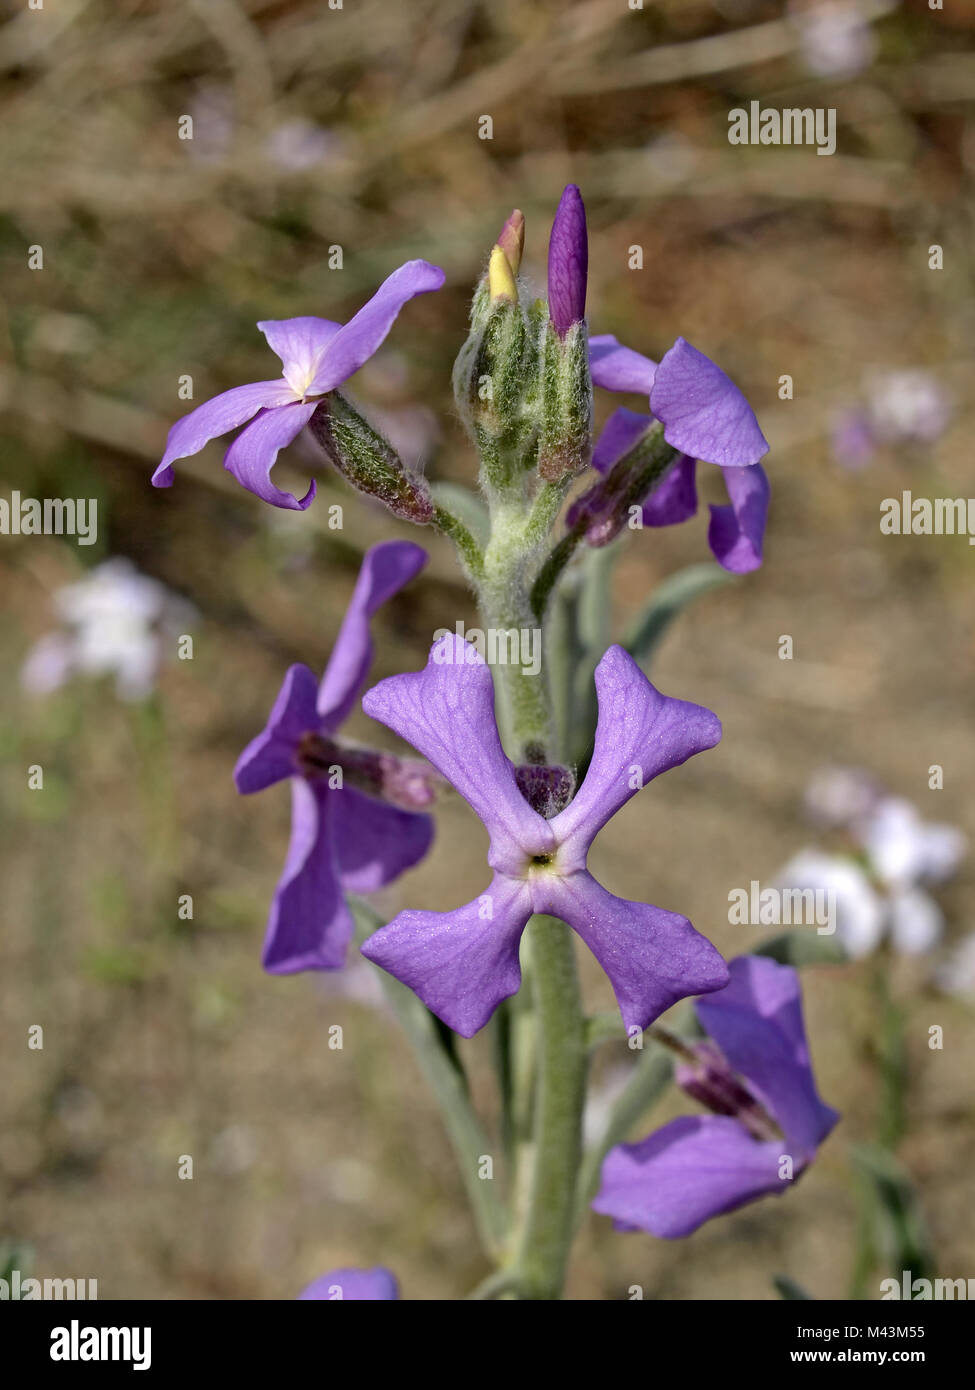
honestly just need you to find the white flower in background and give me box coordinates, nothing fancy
[934,933,975,998]
[775,849,886,959]
[791,1,877,80]
[865,368,953,444]
[265,119,344,172]
[21,559,193,702]
[887,888,943,956]
[859,797,967,889]
[804,764,881,828]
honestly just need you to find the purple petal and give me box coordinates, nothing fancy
[263,780,353,972]
[333,786,433,893]
[649,337,769,468]
[298,1267,399,1301]
[589,336,657,396]
[309,260,446,394]
[362,635,555,873]
[257,317,343,396]
[550,645,721,850]
[547,185,588,336]
[537,871,728,1032]
[317,540,428,731]
[695,955,839,1157]
[223,401,318,510]
[643,454,698,527]
[592,407,655,475]
[153,379,296,486]
[593,1115,787,1238]
[234,664,320,795]
[708,462,770,573]
[360,875,532,1037]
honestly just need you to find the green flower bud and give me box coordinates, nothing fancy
[308,393,433,524]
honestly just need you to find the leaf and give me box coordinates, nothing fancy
[623,563,732,669]
[753,931,849,967]
[430,481,490,547]
[773,1275,814,1300]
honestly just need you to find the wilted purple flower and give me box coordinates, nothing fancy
[547,185,588,336]
[235,542,434,974]
[152,260,445,510]
[360,635,728,1037]
[298,1267,399,1301]
[593,955,838,1238]
[586,335,770,572]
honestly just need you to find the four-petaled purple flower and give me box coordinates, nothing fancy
[359,634,729,1037]
[593,954,838,1238]
[586,335,771,573]
[152,260,445,510]
[235,541,434,973]
[298,1267,399,1301]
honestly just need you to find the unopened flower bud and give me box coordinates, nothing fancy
[547,185,588,338]
[537,319,593,482]
[497,208,525,275]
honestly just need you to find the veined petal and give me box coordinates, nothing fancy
[592,407,655,475]
[317,540,428,731]
[298,1267,399,1301]
[649,337,769,468]
[537,871,728,1032]
[589,335,657,396]
[695,955,838,1157]
[333,786,433,894]
[593,1115,788,1238]
[257,317,343,397]
[234,663,320,794]
[309,260,446,394]
[708,462,770,572]
[263,780,353,973]
[550,645,721,850]
[223,400,318,510]
[153,379,296,486]
[360,875,532,1037]
[362,635,555,871]
[643,454,698,527]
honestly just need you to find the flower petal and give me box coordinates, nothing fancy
[333,786,433,893]
[537,871,728,1032]
[708,462,770,572]
[589,335,657,396]
[550,645,721,851]
[643,454,698,526]
[257,317,343,396]
[263,780,353,972]
[234,664,320,794]
[298,1267,399,1301]
[309,260,446,394]
[153,379,296,486]
[650,337,769,468]
[694,955,839,1157]
[317,540,428,731]
[222,400,318,510]
[360,875,532,1037]
[593,1115,787,1238]
[592,407,655,475]
[362,635,555,872]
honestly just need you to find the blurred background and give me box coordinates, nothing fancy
[1,0,973,1299]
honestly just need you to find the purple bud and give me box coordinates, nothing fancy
[547,185,588,337]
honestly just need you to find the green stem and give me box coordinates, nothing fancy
[513,915,587,1299]
[433,502,484,583]
[351,899,508,1259]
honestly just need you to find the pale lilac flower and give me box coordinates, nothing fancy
[867,369,952,444]
[586,336,770,572]
[265,120,343,172]
[21,558,193,702]
[791,1,876,79]
[298,1267,399,1300]
[360,635,728,1037]
[775,849,885,959]
[152,261,445,510]
[593,955,838,1238]
[860,797,966,890]
[235,542,434,974]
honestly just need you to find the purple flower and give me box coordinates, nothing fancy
[359,635,728,1037]
[152,260,445,510]
[547,185,588,336]
[234,541,434,973]
[298,1267,399,1301]
[593,955,838,1238]
[588,335,770,573]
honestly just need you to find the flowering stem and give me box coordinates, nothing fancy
[512,914,587,1299]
